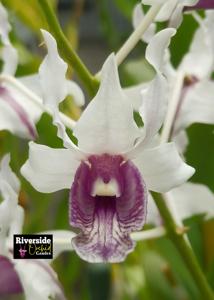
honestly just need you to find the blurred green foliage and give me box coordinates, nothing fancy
[0,1,214,300]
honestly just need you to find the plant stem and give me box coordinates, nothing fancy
[38,0,99,96]
[152,192,214,300]
[161,71,184,144]
[116,4,162,65]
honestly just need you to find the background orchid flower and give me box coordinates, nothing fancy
[141,0,199,27]
[0,3,84,140]
[132,9,214,152]
[21,29,194,263]
[0,154,69,300]
[147,181,214,226]
[161,11,214,151]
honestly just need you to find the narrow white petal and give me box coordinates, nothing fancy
[15,260,66,300]
[155,0,177,22]
[134,142,195,193]
[0,154,20,193]
[0,155,21,255]
[39,30,68,107]
[174,80,214,134]
[20,74,85,107]
[126,29,175,158]
[0,3,18,75]
[179,15,214,79]
[146,28,176,73]
[166,182,214,220]
[73,54,140,154]
[141,28,176,141]
[2,44,18,75]
[21,142,79,193]
[66,80,85,106]
[169,4,184,28]
[39,30,83,153]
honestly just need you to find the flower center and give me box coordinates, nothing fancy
[91,177,121,197]
[87,154,124,198]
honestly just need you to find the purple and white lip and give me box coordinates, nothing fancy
[70,154,147,263]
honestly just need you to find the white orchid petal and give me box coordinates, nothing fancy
[39,30,68,107]
[172,130,189,154]
[39,30,83,153]
[0,82,40,139]
[174,80,214,134]
[156,0,178,21]
[20,73,85,107]
[132,4,156,43]
[73,54,140,154]
[2,44,18,76]
[146,28,176,73]
[179,15,214,79]
[18,74,43,98]
[141,28,176,139]
[166,182,214,220]
[124,82,149,111]
[0,182,18,255]
[0,154,20,193]
[126,29,175,159]
[139,74,168,146]
[134,142,195,193]
[141,0,166,5]
[0,155,21,255]
[183,0,199,5]
[0,3,18,75]
[66,80,85,107]
[15,260,66,300]
[21,142,79,193]
[169,4,184,28]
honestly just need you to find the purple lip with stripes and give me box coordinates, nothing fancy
[0,85,37,139]
[69,154,147,263]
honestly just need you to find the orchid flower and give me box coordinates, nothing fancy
[161,11,214,151]
[0,3,84,139]
[132,10,214,152]
[141,0,199,27]
[144,13,214,226]
[21,29,194,263]
[0,154,73,300]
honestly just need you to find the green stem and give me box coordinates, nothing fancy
[38,0,99,96]
[152,192,214,300]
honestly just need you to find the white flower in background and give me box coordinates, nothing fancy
[141,0,199,28]
[143,12,214,226]
[21,29,194,263]
[161,11,214,152]
[0,3,84,139]
[0,154,73,300]
[132,10,214,152]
